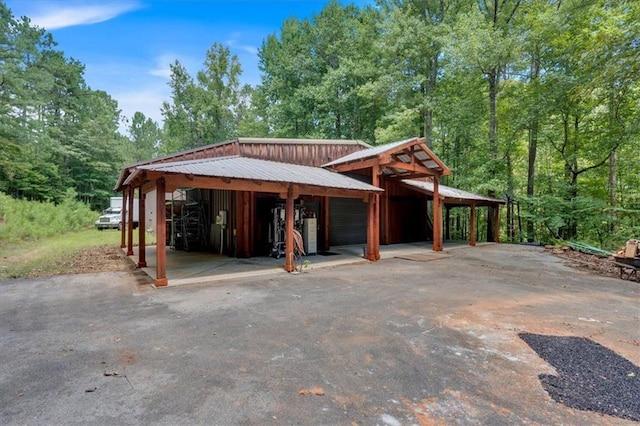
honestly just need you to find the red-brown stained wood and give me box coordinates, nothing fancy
[239,142,363,167]
[371,164,380,260]
[155,179,168,287]
[120,190,127,248]
[138,189,147,267]
[284,186,295,272]
[432,177,443,251]
[127,186,134,256]
[249,191,255,256]
[322,196,330,252]
[236,191,251,258]
[366,193,376,261]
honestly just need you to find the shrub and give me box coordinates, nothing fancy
[0,190,96,245]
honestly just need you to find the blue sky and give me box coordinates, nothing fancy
[6,0,371,133]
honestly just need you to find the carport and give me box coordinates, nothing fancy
[401,179,505,245]
[324,137,451,253]
[117,155,382,286]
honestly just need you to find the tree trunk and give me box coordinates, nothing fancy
[607,89,617,233]
[526,53,540,242]
[486,67,499,240]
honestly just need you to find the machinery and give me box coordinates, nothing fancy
[269,203,305,258]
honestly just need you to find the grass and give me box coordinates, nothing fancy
[0,229,156,279]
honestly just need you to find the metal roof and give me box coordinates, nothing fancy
[323,137,450,177]
[126,156,383,193]
[115,137,371,190]
[402,179,504,205]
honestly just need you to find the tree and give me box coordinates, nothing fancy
[258,1,383,140]
[127,111,161,162]
[161,42,243,153]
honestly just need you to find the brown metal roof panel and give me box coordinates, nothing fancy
[324,138,418,166]
[136,156,383,192]
[402,179,505,204]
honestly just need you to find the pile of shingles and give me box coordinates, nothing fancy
[519,333,640,421]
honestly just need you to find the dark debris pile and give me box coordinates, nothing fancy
[519,333,640,421]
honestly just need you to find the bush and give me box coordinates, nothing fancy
[0,190,96,245]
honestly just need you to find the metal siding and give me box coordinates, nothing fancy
[209,189,232,250]
[329,197,367,246]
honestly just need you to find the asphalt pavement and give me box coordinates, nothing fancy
[1,244,638,425]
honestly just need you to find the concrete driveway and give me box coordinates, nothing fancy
[1,244,638,425]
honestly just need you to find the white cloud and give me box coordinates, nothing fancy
[29,2,141,30]
[225,38,259,56]
[149,54,177,79]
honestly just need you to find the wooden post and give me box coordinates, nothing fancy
[371,165,380,260]
[432,176,443,251]
[249,191,255,256]
[366,193,376,260]
[284,185,295,272]
[155,179,168,286]
[380,176,389,245]
[120,190,127,249]
[126,186,134,256]
[235,191,250,258]
[321,196,330,252]
[470,202,476,247]
[137,189,147,267]
[493,203,500,242]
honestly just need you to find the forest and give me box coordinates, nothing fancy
[0,0,638,249]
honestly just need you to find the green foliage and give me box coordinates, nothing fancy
[1,0,639,253]
[0,190,96,245]
[160,43,244,153]
[0,3,124,209]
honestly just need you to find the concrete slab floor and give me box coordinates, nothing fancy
[128,241,476,286]
[1,244,638,425]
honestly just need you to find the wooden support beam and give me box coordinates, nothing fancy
[432,176,443,251]
[371,164,380,260]
[236,191,251,258]
[366,193,376,260]
[126,186,134,256]
[249,191,255,256]
[284,185,295,272]
[381,160,436,176]
[321,196,330,252]
[327,157,380,173]
[493,203,500,242]
[380,176,389,245]
[470,202,477,247]
[155,179,168,287]
[137,189,147,267]
[120,190,127,249]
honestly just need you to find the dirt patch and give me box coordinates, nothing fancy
[547,246,627,281]
[64,245,133,274]
[16,245,134,279]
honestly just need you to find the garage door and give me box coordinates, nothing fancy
[330,197,367,246]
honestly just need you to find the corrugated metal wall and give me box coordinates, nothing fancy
[239,143,363,167]
[201,189,233,252]
[329,197,367,246]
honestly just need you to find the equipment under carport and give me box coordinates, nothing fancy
[174,202,208,251]
[269,203,305,258]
